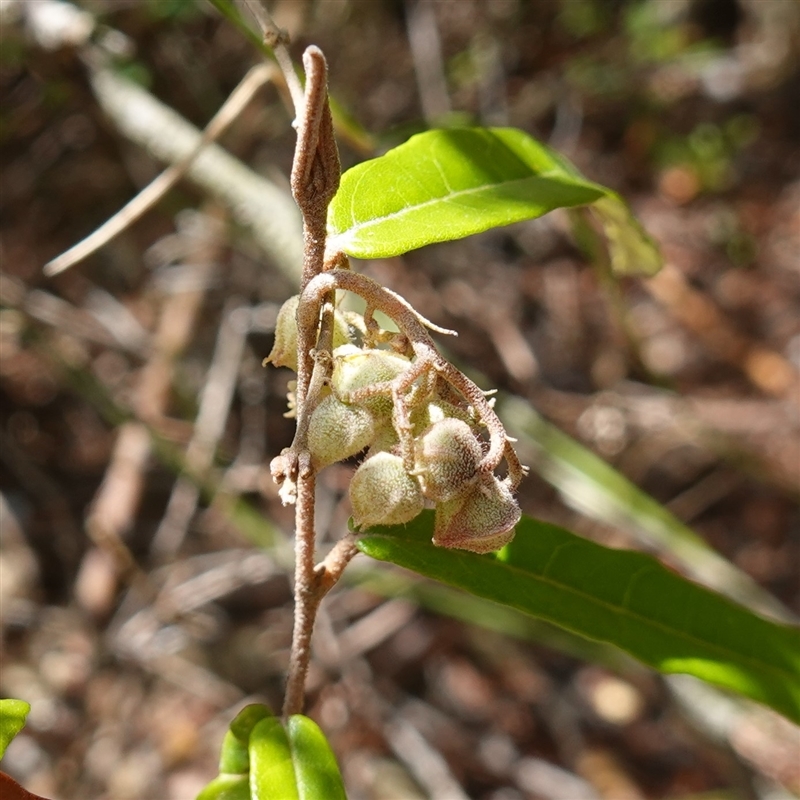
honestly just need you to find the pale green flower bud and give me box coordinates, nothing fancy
[307,395,376,469]
[331,346,410,414]
[366,422,400,457]
[414,418,482,502]
[349,452,424,528]
[265,296,352,373]
[409,397,476,436]
[433,476,520,554]
[265,295,300,371]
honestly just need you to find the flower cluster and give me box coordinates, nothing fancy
[267,293,523,554]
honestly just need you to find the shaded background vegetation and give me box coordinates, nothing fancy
[1,0,798,798]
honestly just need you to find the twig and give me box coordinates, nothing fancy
[79,60,303,282]
[280,46,342,719]
[44,63,277,277]
[241,0,304,114]
[282,468,320,717]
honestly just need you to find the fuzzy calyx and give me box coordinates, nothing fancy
[414,418,482,502]
[433,475,520,554]
[349,451,424,528]
[307,394,376,469]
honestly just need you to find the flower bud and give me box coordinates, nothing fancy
[414,418,482,502]
[410,398,475,436]
[307,395,376,469]
[366,422,400,457]
[332,346,410,414]
[349,452,424,528]
[265,295,300,371]
[265,296,352,373]
[433,476,520,554]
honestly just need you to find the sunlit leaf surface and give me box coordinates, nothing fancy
[0,699,30,760]
[328,127,661,275]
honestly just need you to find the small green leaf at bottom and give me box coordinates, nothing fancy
[287,715,347,800]
[195,774,250,800]
[0,699,30,760]
[249,717,299,800]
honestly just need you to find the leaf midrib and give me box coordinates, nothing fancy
[361,535,800,686]
[331,168,600,243]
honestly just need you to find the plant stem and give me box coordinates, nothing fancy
[280,45,342,718]
[282,468,319,717]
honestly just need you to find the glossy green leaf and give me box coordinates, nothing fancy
[229,704,272,745]
[498,394,792,621]
[249,717,300,800]
[327,127,661,275]
[0,699,30,759]
[328,128,604,258]
[287,715,347,800]
[198,705,347,800]
[357,511,800,723]
[218,730,250,776]
[196,774,250,800]
[590,195,662,276]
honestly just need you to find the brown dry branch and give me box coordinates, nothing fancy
[44,63,278,277]
[84,59,303,283]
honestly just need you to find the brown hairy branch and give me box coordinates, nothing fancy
[280,46,343,719]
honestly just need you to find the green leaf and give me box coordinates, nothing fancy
[328,127,605,258]
[357,512,800,723]
[498,395,792,621]
[229,704,273,745]
[198,706,346,800]
[0,699,30,759]
[196,774,250,800]
[590,195,662,276]
[327,127,662,275]
[287,716,347,800]
[249,717,300,800]
[218,730,250,776]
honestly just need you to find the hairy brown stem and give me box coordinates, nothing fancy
[281,46,342,719]
[282,467,318,718]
